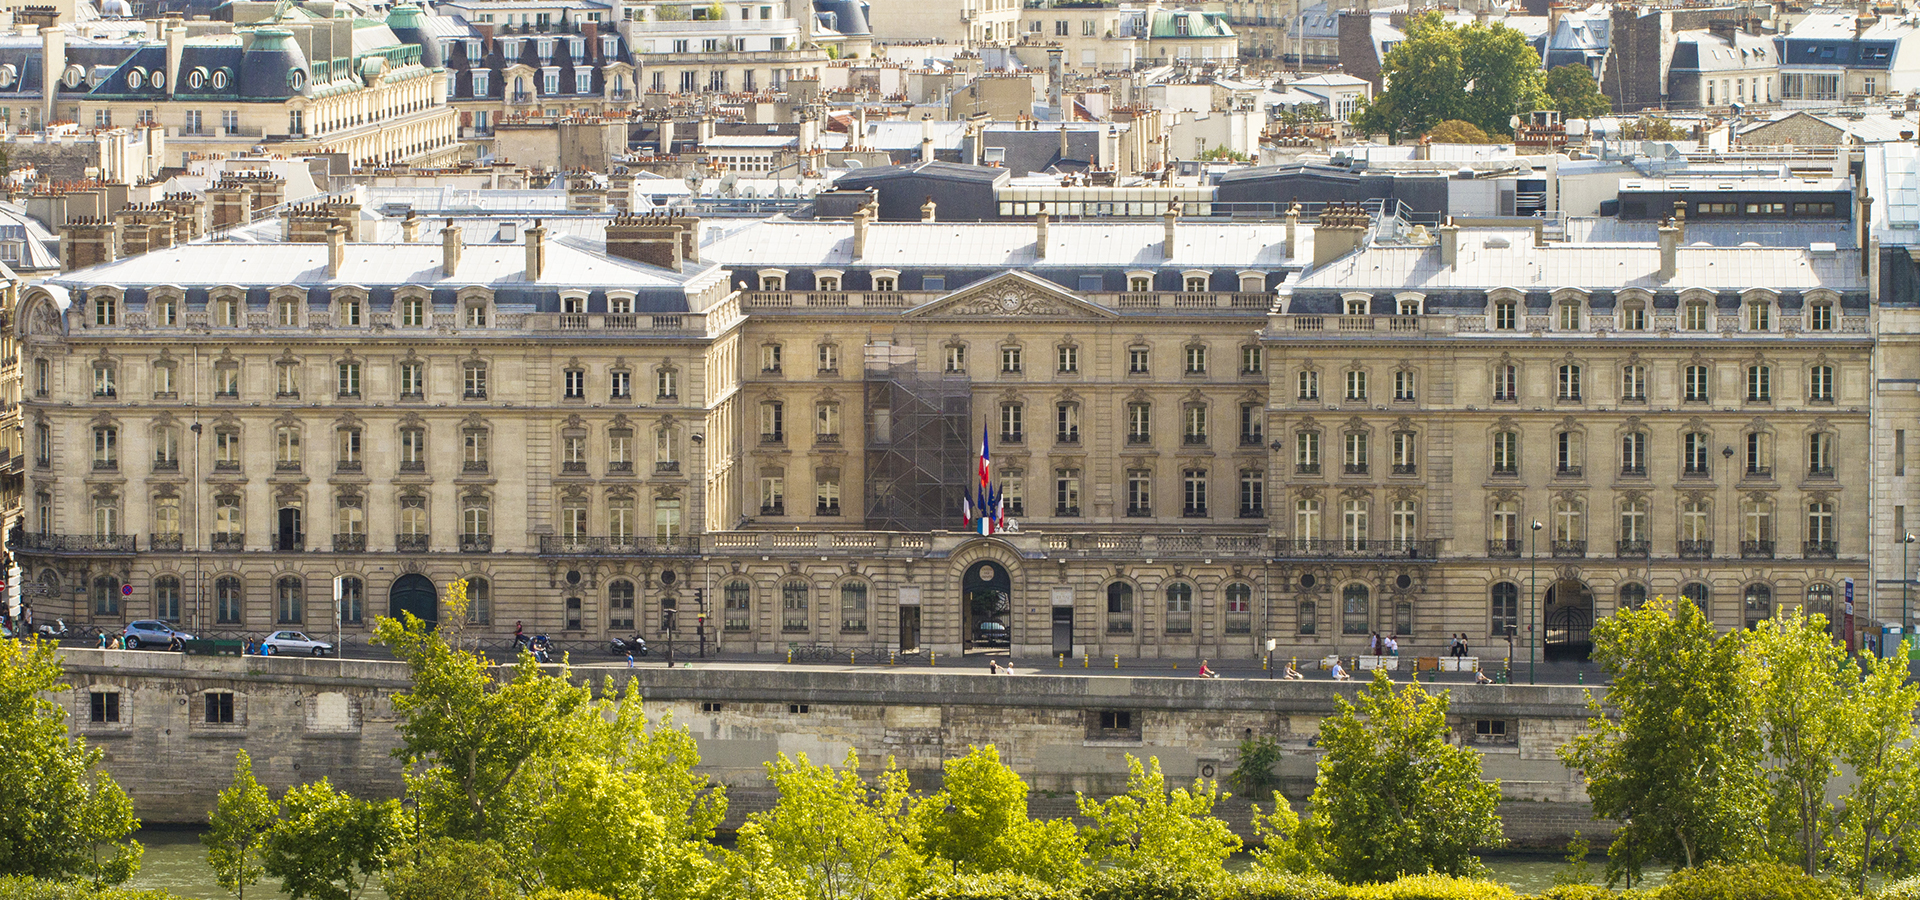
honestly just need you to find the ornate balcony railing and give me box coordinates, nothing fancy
[1741,539,1776,559]
[1804,540,1838,559]
[1552,539,1587,558]
[537,535,701,555]
[1616,539,1650,558]
[1678,540,1714,559]
[1487,539,1521,558]
[13,533,136,554]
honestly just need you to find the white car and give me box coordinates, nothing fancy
[262,630,334,657]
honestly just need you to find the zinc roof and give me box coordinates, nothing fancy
[698,220,1301,269]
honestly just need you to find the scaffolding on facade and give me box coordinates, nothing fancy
[863,343,971,533]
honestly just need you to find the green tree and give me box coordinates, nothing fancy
[260,779,403,900]
[373,612,592,842]
[381,839,518,900]
[203,751,279,900]
[1299,673,1504,883]
[1354,13,1543,140]
[908,746,1081,884]
[1618,117,1689,141]
[1749,610,1853,875]
[1829,647,1920,890]
[732,751,923,900]
[1426,120,1493,143]
[1544,64,1611,119]
[1248,791,1306,875]
[0,638,143,884]
[1076,755,1239,886]
[1456,21,1547,135]
[1561,597,1766,885]
[1227,735,1283,800]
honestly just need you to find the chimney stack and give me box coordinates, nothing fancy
[604,213,683,272]
[1312,203,1372,268]
[1672,200,1687,243]
[1162,200,1179,261]
[401,211,423,243]
[1439,217,1459,268]
[326,224,347,278]
[1657,217,1680,282]
[853,203,872,260]
[920,114,935,162]
[1283,202,1300,258]
[525,219,547,281]
[921,196,937,222]
[1035,210,1049,260]
[441,225,462,277]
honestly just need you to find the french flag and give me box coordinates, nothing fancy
[978,420,992,491]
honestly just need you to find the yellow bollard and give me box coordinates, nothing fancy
[850,651,856,665]
[930,652,936,667]
[1083,653,1090,668]
[1262,655,1269,670]
[1058,653,1065,668]
[786,649,793,664]
[889,651,896,665]
[1113,655,1119,669]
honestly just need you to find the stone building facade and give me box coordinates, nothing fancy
[7,206,1876,662]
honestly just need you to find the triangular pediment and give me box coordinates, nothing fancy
[903,271,1118,320]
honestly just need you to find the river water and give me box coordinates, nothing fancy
[125,828,1661,898]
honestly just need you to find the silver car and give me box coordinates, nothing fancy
[262,630,334,657]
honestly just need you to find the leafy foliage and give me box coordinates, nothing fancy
[1341,874,1515,900]
[379,839,518,900]
[1425,120,1493,144]
[1077,756,1240,886]
[731,751,923,900]
[260,778,403,900]
[1562,598,1766,885]
[0,879,178,900]
[374,612,592,844]
[908,872,1075,900]
[1544,65,1611,119]
[909,746,1081,884]
[1249,791,1306,875]
[1749,611,1852,875]
[203,751,278,900]
[1616,117,1688,141]
[0,639,143,884]
[1830,648,1920,891]
[1353,13,1543,139]
[1650,860,1839,900]
[1301,673,1504,883]
[1228,736,1284,799]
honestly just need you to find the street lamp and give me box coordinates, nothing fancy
[1903,532,1916,656]
[1529,520,1543,685]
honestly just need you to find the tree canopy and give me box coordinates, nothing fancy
[1301,673,1505,883]
[1353,13,1545,140]
[1545,64,1612,119]
[0,638,143,885]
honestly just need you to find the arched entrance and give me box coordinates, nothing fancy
[389,574,437,629]
[961,558,1011,653]
[1543,579,1594,661]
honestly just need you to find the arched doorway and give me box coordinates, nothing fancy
[961,559,1011,653]
[1543,579,1594,661]
[389,574,437,629]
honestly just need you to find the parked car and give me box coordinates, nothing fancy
[974,620,1010,647]
[262,630,334,657]
[122,620,194,650]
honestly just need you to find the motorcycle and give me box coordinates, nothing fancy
[35,619,69,640]
[522,634,553,663]
[609,634,650,657]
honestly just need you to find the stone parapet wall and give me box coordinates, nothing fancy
[53,650,1610,844]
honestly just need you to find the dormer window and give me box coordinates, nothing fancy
[1345,297,1368,316]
